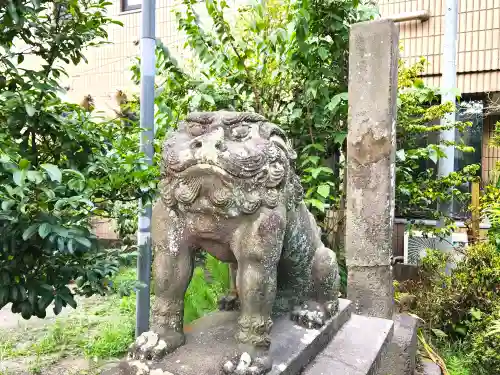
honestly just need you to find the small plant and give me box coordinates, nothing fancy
[397,243,500,375]
[479,182,500,251]
[467,305,500,374]
[28,356,43,375]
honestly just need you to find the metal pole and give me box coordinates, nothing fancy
[136,0,156,337]
[438,0,458,219]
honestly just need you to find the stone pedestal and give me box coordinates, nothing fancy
[346,19,399,319]
[103,300,352,375]
[377,313,419,375]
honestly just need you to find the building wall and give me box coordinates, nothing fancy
[378,0,500,94]
[62,0,246,114]
[63,0,184,114]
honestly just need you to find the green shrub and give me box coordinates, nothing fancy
[399,243,500,336]
[467,305,500,374]
[480,183,500,251]
[398,243,500,375]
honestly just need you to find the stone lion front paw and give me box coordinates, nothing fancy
[222,352,272,375]
[291,301,330,329]
[116,360,174,375]
[127,331,185,361]
[218,293,240,311]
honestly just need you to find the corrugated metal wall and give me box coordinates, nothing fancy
[377,0,500,94]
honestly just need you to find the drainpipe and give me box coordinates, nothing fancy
[381,10,430,23]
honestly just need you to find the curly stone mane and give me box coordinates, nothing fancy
[159,111,304,216]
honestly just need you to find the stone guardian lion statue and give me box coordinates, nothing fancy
[128,111,340,375]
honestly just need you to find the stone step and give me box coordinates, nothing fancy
[302,314,394,375]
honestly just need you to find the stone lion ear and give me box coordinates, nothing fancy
[270,135,297,161]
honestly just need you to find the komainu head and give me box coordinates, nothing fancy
[159,111,303,216]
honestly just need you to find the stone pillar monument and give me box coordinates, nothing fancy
[346,19,399,319]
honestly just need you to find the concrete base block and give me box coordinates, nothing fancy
[302,314,394,375]
[392,263,420,282]
[376,313,419,375]
[102,299,353,375]
[347,265,394,319]
[417,359,442,375]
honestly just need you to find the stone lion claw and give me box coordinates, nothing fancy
[222,352,272,375]
[291,300,338,329]
[116,360,174,375]
[127,331,184,361]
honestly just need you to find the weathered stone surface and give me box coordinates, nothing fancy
[302,314,394,375]
[103,299,352,375]
[376,313,419,375]
[346,19,399,319]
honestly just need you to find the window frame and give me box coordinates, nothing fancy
[121,0,141,12]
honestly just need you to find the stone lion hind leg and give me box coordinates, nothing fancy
[128,204,193,361]
[291,212,340,329]
[310,244,341,315]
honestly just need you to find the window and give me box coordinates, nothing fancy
[121,0,141,12]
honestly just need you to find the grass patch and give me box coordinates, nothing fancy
[0,254,229,362]
[437,342,472,375]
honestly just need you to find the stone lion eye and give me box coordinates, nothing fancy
[230,124,249,140]
[188,124,207,137]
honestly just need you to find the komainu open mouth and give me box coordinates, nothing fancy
[177,163,232,178]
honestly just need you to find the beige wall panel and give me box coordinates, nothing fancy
[377,0,500,93]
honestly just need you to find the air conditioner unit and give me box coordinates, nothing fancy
[403,231,468,265]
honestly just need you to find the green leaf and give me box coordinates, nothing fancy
[67,239,75,253]
[327,92,348,111]
[396,149,406,161]
[431,328,448,338]
[429,149,438,165]
[20,300,33,319]
[41,188,56,199]
[13,170,26,186]
[27,170,43,183]
[74,237,92,249]
[0,287,8,308]
[41,164,62,182]
[57,236,65,251]
[453,325,467,336]
[7,3,19,23]
[38,223,52,239]
[318,47,328,61]
[470,308,482,320]
[57,288,77,309]
[25,104,36,117]
[1,200,15,211]
[309,199,325,212]
[333,131,347,145]
[202,94,215,105]
[22,224,40,240]
[53,296,63,315]
[317,184,330,198]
